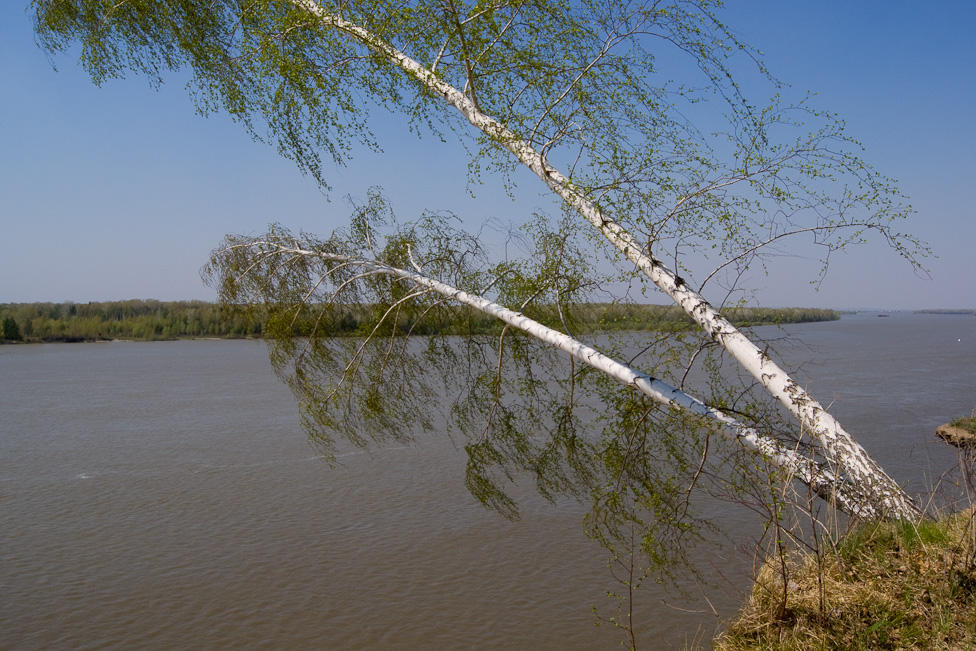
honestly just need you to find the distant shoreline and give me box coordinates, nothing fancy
[0,300,848,344]
[913,309,976,315]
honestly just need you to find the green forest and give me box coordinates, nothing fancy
[0,300,840,343]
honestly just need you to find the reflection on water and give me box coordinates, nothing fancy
[1,312,973,649]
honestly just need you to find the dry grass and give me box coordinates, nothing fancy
[714,510,976,650]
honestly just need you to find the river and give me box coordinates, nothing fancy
[1,312,973,649]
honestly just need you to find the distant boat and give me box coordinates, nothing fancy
[877,314,890,317]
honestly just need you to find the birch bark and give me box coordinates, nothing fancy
[287,0,921,519]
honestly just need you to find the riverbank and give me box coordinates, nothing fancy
[0,300,840,343]
[715,509,976,650]
[714,414,976,650]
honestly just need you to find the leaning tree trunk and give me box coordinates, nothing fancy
[289,0,920,520]
[242,239,890,518]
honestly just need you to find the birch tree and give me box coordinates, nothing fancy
[34,0,926,531]
[204,210,881,520]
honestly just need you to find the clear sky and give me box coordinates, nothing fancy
[1,1,973,310]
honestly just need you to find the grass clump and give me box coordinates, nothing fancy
[715,510,976,650]
[950,417,976,435]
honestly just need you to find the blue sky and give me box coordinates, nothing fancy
[1,1,973,309]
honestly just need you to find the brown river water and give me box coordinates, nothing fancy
[2,312,974,649]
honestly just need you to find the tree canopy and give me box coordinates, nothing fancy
[33,0,928,614]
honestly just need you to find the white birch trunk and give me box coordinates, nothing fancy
[260,241,881,517]
[289,0,920,519]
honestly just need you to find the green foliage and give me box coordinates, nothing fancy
[0,300,836,344]
[0,300,260,342]
[32,0,924,279]
[203,196,822,602]
[32,1,926,642]
[205,194,608,500]
[1,316,21,341]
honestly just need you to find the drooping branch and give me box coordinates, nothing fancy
[216,235,883,518]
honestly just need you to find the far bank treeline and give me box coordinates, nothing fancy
[0,300,841,343]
